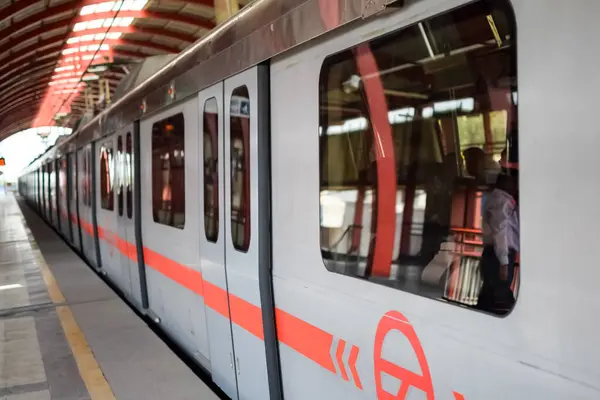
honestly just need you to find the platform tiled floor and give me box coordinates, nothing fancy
[0,192,220,400]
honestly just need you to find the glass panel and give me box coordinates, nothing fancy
[151,113,185,229]
[117,136,124,217]
[203,98,219,242]
[230,86,251,252]
[319,0,518,316]
[100,143,114,211]
[126,132,133,219]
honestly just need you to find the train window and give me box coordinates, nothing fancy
[83,149,92,207]
[59,158,67,205]
[126,132,133,219]
[82,152,87,206]
[88,149,93,207]
[230,86,250,252]
[319,0,518,316]
[117,136,124,217]
[152,113,185,229]
[203,98,219,243]
[100,143,114,211]
[47,162,53,220]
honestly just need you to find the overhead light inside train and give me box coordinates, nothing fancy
[342,74,361,94]
[82,74,100,81]
[88,65,109,73]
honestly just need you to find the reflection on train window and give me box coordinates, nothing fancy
[203,98,219,243]
[100,143,114,211]
[126,132,133,219]
[117,136,124,217]
[84,149,92,207]
[152,113,185,229]
[59,158,67,206]
[70,155,77,209]
[319,0,519,316]
[230,86,251,252]
[47,162,54,221]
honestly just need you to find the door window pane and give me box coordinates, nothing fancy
[230,86,251,252]
[152,113,185,229]
[319,0,518,316]
[126,132,133,219]
[203,98,219,242]
[100,143,114,211]
[117,136,124,216]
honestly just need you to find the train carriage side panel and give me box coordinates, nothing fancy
[78,145,98,267]
[96,135,133,294]
[270,0,600,398]
[58,157,71,241]
[139,97,211,369]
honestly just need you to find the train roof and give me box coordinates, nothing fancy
[20,0,404,175]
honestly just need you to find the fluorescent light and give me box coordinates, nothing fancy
[55,65,75,72]
[88,65,108,72]
[0,283,22,291]
[82,74,99,81]
[80,0,147,15]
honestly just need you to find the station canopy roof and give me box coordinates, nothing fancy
[0,0,249,141]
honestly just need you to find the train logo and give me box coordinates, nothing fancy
[374,311,465,399]
[374,311,435,399]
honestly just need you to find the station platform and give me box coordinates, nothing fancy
[0,193,221,400]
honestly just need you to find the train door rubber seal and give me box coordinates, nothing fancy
[91,142,103,269]
[133,120,149,309]
[256,62,283,400]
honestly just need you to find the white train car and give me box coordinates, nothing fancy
[18,0,600,398]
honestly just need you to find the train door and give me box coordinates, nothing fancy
[79,146,97,267]
[58,157,70,240]
[69,152,81,251]
[96,136,125,289]
[222,66,273,400]
[116,129,142,306]
[198,83,239,400]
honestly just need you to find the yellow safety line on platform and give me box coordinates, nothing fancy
[33,240,116,400]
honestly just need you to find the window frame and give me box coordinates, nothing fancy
[317,0,519,316]
[126,132,133,219]
[99,141,115,212]
[229,85,251,253]
[151,112,186,229]
[117,135,124,217]
[203,97,220,243]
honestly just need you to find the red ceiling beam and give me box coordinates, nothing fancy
[3,1,213,41]
[1,96,44,118]
[5,2,77,37]
[0,64,54,91]
[0,82,53,109]
[0,79,51,108]
[0,92,44,113]
[0,47,143,83]
[1,108,39,129]
[1,22,194,64]
[1,99,43,119]
[62,38,181,54]
[73,10,214,30]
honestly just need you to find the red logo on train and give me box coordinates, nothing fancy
[374,311,435,399]
[374,311,465,399]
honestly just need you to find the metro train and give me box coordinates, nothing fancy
[18,0,600,398]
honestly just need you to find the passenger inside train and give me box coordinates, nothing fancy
[319,0,520,315]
